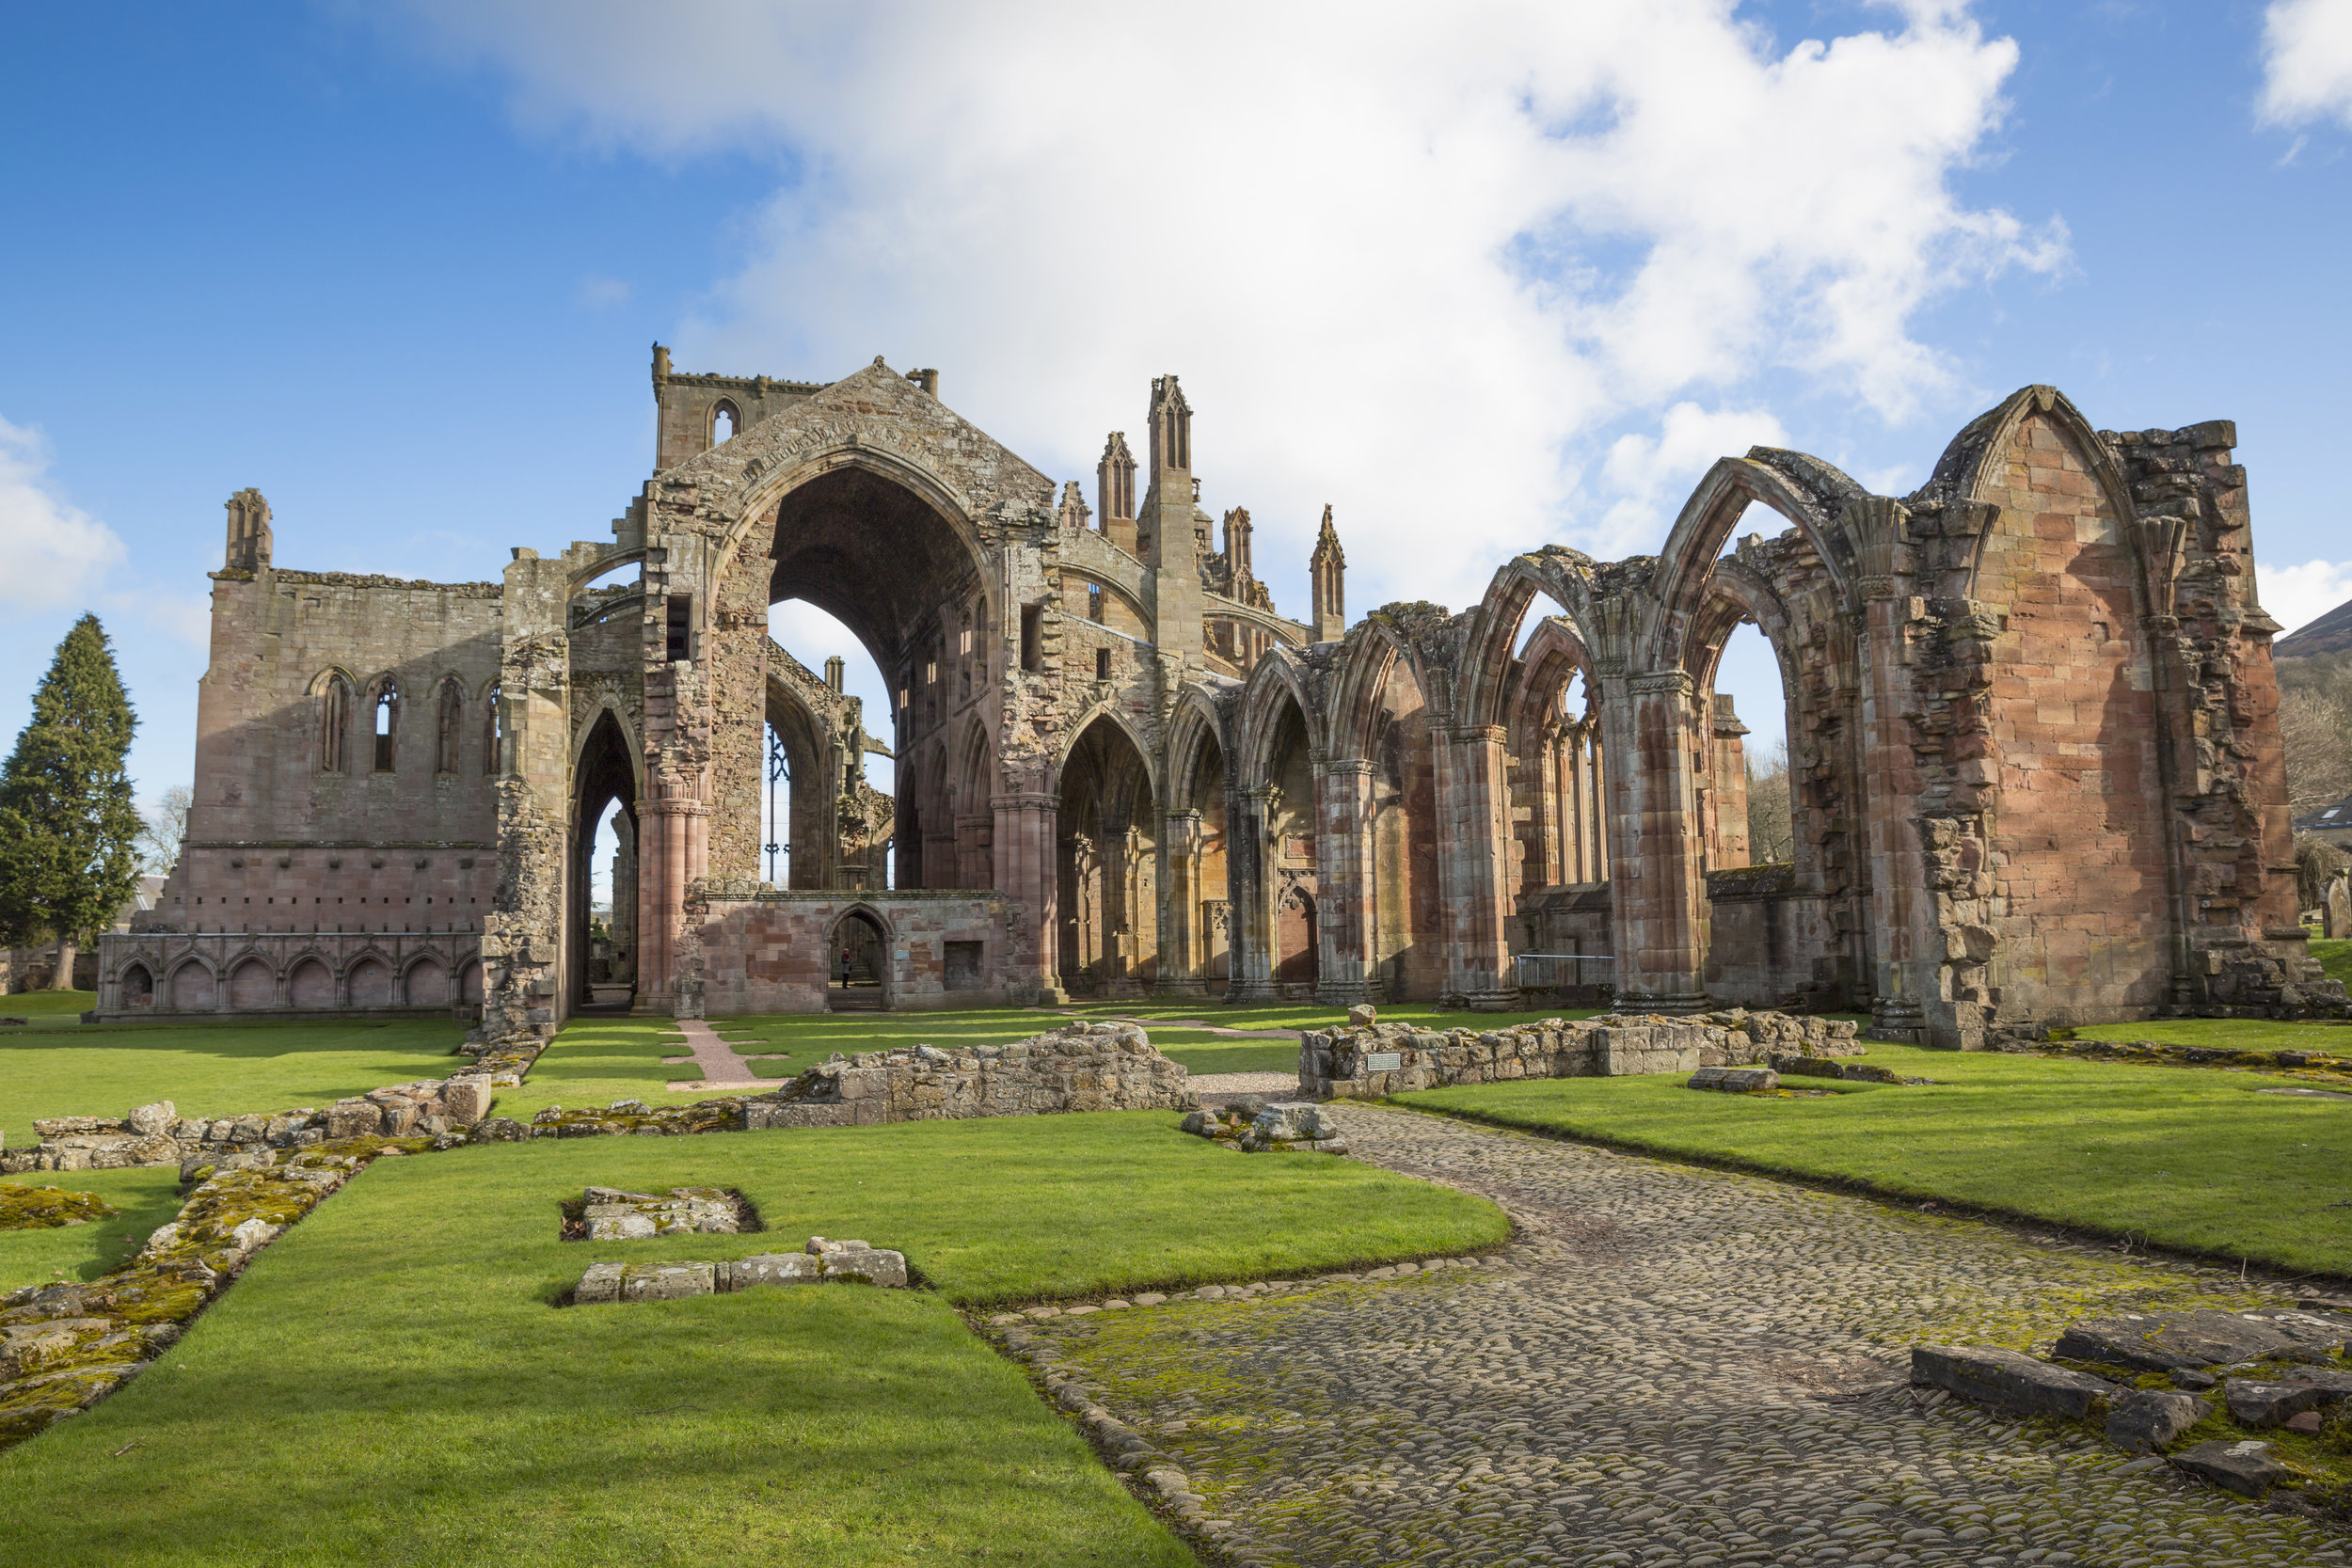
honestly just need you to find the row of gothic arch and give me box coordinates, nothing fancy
[311,670,506,777]
[119,949,483,1012]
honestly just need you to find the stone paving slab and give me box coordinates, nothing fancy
[1013,1106,2352,1567]
[660,1018,784,1091]
[1187,1071,1303,1098]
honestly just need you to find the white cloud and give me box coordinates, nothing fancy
[1597,402,1790,553]
[2259,0,2352,131]
[384,0,2063,612]
[0,416,125,609]
[2259,557,2352,635]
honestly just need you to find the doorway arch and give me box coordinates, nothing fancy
[572,710,640,1010]
[1055,714,1157,996]
[829,907,890,1010]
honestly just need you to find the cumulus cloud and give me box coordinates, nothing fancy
[1597,402,1791,554]
[0,416,125,609]
[384,0,2062,611]
[2259,557,2352,635]
[2259,0,2352,131]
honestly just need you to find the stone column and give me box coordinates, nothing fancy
[636,782,708,1014]
[992,791,1063,1004]
[1224,785,1280,1001]
[1435,725,1519,1008]
[1159,811,1208,996]
[1603,672,1708,1013]
[1313,758,1378,1005]
[1858,556,1935,1045]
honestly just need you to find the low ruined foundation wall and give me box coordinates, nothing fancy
[1301,1009,1861,1101]
[739,1021,1191,1128]
[1702,869,1841,1009]
[687,887,1023,1016]
[4,1076,494,1175]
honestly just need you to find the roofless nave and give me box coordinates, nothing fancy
[97,350,2343,1047]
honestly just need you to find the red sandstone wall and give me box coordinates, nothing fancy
[1979,413,2172,1022]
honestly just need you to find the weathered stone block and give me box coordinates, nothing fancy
[2171,1438,2288,1497]
[723,1253,823,1290]
[2223,1379,2324,1428]
[1687,1067,1779,1093]
[2106,1388,2208,1452]
[1910,1344,2112,1418]
[620,1263,715,1302]
[574,1262,626,1305]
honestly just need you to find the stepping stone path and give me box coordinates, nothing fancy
[660,1019,788,1091]
[1012,1106,2352,1566]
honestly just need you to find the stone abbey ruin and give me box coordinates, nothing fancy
[96,351,2342,1048]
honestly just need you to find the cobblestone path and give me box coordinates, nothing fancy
[1012,1106,2352,1567]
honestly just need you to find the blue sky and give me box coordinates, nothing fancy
[5,0,2350,811]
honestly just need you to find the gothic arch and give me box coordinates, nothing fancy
[1232,651,1326,788]
[1647,453,1867,661]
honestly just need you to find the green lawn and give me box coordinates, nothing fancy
[0,1168,183,1292]
[2308,936,2349,987]
[0,1114,1505,1565]
[1402,1039,2352,1278]
[2073,1016,2352,1051]
[1148,1027,1299,1076]
[0,1019,469,1149]
[500,1010,1078,1120]
[0,990,96,1029]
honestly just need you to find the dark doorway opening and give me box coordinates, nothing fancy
[830,910,889,1011]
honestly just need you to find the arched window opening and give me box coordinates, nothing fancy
[1088,583,1104,623]
[483,683,507,776]
[712,400,739,443]
[436,677,464,774]
[372,681,401,772]
[318,674,353,773]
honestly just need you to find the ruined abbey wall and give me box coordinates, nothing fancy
[95,357,2343,1043]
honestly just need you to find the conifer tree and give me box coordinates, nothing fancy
[0,615,143,990]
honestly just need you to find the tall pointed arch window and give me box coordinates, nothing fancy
[318,673,353,773]
[371,679,401,772]
[483,683,507,776]
[436,677,465,774]
[711,400,739,444]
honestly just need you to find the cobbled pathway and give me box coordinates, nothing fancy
[1010,1106,2352,1567]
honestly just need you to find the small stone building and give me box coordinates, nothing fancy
[97,357,2340,1045]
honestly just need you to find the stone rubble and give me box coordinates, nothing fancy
[4,1079,495,1176]
[572,1235,910,1304]
[572,1185,743,1241]
[1300,1008,1860,1099]
[1180,1101,1350,1154]
[743,1021,1192,1128]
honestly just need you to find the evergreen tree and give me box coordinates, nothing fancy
[0,615,143,990]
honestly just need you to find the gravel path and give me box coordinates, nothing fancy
[1012,1105,2352,1567]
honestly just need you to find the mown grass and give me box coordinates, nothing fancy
[2310,936,2350,987]
[1402,1038,2352,1277]
[1146,1028,1298,1076]
[0,1115,1505,1565]
[0,1168,184,1291]
[0,990,96,1029]
[0,1019,468,1149]
[499,1011,1077,1119]
[2074,1015,2352,1051]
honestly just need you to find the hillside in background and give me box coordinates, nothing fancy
[2276,594,2352,698]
